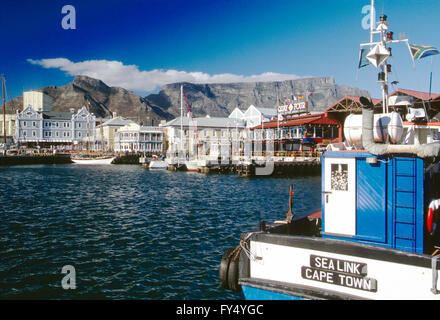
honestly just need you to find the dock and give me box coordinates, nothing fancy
[164,153,322,177]
[0,154,72,166]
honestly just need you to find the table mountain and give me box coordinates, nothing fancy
[5,75,368,122]
[144,77,369,118]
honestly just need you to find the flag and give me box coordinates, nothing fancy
[307,92,314,96]
[299,95,304,99]
[358,48,372,68]
[409,44,440,61]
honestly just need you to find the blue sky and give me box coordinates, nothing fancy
[1,0,440,101]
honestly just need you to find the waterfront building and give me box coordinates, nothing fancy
[114,123,164,154]
[228,108,245,120]
[94,115,134,152]
[160,114,246,161]
[0,113,17,144]
[15,91,96,149]
[250,112,342,154]
[231,105,277,128]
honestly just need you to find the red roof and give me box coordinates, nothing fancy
[389,88,440,101]
[403,121,440,126]
[324,95,382,113]
[252,113,340,129]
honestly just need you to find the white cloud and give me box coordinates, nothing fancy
[27,58,301,93]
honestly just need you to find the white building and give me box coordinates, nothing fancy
[0,113,17,144]
[161,114,246,161]
[242,105,277,128]
[114,123,164,153]
[94,116,134,152]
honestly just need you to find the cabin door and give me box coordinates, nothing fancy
[323,157,356,236]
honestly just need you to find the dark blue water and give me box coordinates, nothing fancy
[0,164,321,299]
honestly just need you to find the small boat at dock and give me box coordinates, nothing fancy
[148,155,167,169]
[185,159,198,172]
[71,156,115,165]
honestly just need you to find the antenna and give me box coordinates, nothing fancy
[2,75,6,144]
[360,0,409,114]
[180,85,183,165]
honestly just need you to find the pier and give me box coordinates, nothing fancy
[0,154,72,166]
[236,159,320,177]
[164,152,322,177]
[112,153,142,164]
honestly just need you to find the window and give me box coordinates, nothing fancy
[32,121,36,127]
[32,131,36,137]
[23,121,27,127]
[331,164,349,191]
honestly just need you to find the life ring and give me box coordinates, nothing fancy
[427,199,440,235]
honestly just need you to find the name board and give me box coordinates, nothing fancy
[277,102,307,115]
[301,254,377,292]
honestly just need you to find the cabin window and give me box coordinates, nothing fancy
[331,164,348,191]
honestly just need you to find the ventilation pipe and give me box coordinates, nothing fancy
[360,96,440,158]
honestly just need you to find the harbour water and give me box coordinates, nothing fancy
[0,164,320,299]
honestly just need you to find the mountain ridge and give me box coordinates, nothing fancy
[5,75,369,123]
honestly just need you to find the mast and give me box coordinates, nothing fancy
[370,0,375,44]
[360,0,408,114]
[100,119,104,153]
[2,75,6,144]
[180,85,183,164]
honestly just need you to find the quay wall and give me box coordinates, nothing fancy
[0,154,72,166]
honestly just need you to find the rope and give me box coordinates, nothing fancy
[237,232,261,262]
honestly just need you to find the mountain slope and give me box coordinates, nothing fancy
[5,76,369,122]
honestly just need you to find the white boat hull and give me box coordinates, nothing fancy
[72,157,115,165]
[149,160,167,169]
[185,160,198,172]
[239,234,440,300]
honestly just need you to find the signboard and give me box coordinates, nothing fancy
[277,102,308,115]
[301,254,377,292]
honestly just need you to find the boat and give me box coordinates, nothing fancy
[148,155,167,169]
[219,1,440,300]
[185,159,199,172]
[72,156,115,165]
